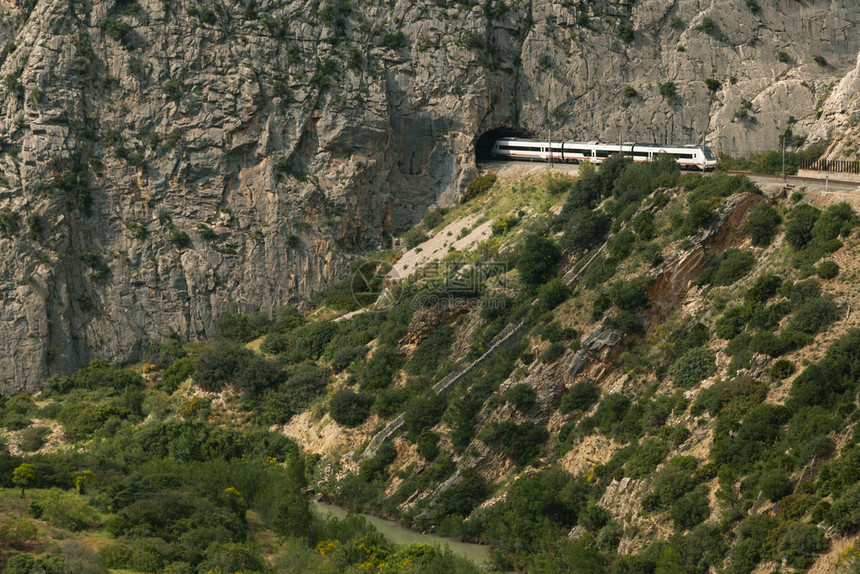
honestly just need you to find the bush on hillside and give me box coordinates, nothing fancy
[607,277,651,311]
[360,346,403,390]
[328,389,374,427]
[745,202,781,246]
[478,421,549,466]
[704,249,756,286]
[811,201,855,242]
[816,260,839,279]
[785,204,822,250]
[214,311,270,343]
[404,393,448,441]
[502,384,537,412]
[671,347,716,388]
[671,490,710,531]
[462,173,496,202]
[560,381,601,413]
[538,279,572,310]
[516,234,561,287]
[760,471,791,501]
[561,208,611,251]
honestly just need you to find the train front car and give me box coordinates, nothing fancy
[701,146,718,171]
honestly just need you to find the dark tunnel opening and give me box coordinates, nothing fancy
[474,128,533,161]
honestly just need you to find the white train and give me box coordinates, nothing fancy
[490,137,718,171]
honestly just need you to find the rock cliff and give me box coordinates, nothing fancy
[1,0,859,390]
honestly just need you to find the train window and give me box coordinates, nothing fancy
[596,151,611,158]
[633,152,648,157]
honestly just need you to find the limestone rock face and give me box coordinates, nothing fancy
[0,0,858,390]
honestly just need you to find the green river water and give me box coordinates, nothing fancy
[311,501,492,568]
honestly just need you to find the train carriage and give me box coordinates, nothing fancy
[490,137,718,171]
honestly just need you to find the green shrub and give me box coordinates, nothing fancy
[0,516,39,549]
[262,320,337,362]
[812,201,855,242]
[422,208,446,229]
[462,173,496,202]
[776,523,827,568]
[607,229,636,260]
[769,359,795,380]
[516,234,561,287]
[617,22,634,42]
[330,345,367,372]
[402,226,428,249]
[503,384,537,412]
[328,389,374,427]
[745,202,780,246]
[642,456,699,512]
[759,471,791,501]
[96,543,133,568]
[816,260,839,279]
[823,238,843,252]
[491,214,518,235]
[830,482,860,534]
[785,204,821,249]
[695,17,714,32]
[670,490,709,531]
[194,344,271,392]
[417,430,440,460]
[214,311,270,343]
[19,426,50,452]
[624,439,670,478]
[280,363,331,410]
[583,259,618,292]
[706,249,756,286]
[539,342,566,364]
[715,307,744,339]
[538,279,571,310]
[686,201,716,232]
[478,421,549,466]
[406,325,454,376]
[693,375,766,417]
[48,360,142,394]
[608,277,651,311]
[788,294,838,334]
[561,208,611,251]
[671,347,716,388]
[560,381,600,413]
[744,274,782,303]
[99,17,133,45]
[404,393,448,441]
[432,468,487,519]
[36,489,99,531]
[382,31,407,49]
[586,393,631,436]
[360,345,403,390]
[578,503,610,531]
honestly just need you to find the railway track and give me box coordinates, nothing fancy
[724,170,860,188]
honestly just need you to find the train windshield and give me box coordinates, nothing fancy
[703,146,716,161]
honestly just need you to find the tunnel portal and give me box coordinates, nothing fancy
[474,128,533,161]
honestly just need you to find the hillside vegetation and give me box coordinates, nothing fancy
[3,158,860,573]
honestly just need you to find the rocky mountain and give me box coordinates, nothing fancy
[1,0,859,391]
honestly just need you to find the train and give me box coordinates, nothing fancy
[490,137,719,171]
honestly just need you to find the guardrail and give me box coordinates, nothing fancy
[800,159,860,174]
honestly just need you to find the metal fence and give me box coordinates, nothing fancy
[800,158,860,174]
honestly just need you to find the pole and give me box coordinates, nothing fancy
[782,135,786,182]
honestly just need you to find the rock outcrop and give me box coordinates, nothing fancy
[0,0,858,390]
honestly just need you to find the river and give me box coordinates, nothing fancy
[311,501,492,567]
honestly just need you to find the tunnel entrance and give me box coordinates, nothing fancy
[474,128,533,161]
